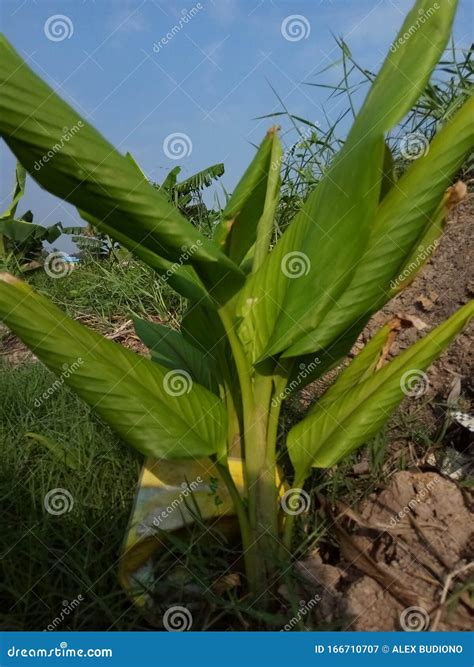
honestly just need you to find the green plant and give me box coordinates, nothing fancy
[0,1,473,601]
[0,162,63,267]
[155,162,225,236]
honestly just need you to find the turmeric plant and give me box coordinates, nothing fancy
[0,0,472,598]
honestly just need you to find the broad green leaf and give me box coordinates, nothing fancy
[286,320,370,394]
[284,95,473,356]
[287,301,473,477]
[0,274,226,460]
[125,152,148,181]
[181,303,227,356]
[175,163,225,195]
[0,219,62,244]
[161,167,181,193]
[0,36,243,302]
[133,317,219,394]
[214,127,282,268]
[236,0,459,363]
[0,161,26,220]
[309,322,396,413]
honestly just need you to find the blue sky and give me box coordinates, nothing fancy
[0,0,472,245]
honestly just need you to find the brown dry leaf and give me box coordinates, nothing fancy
[396,312,428,331]
[416,295,435,312]
[446,375,462,404]
[446,181,468,209]
[212,572,241,594]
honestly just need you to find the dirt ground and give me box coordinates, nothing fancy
[364,191,473,410]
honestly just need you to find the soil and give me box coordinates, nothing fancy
[363,191,474,413]
[296,471,473,631]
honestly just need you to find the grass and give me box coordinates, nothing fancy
[0,354,388,631]
[0,359,145,631]
[27,253,185,327]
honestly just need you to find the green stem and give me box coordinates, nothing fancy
[216,462,259,594]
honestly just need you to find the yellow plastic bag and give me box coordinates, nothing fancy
[119,457,245,607]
